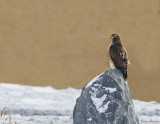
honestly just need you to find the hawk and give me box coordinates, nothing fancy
[107,34,130,81]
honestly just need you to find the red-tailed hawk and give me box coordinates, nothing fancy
[107,34,130,81]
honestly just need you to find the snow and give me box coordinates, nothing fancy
[133,100,160,116]
[85,73,103,88]
[87,118,92,121]
[0,83,160,124]
[90,94,110,113]
[90,86,111,113]
[100,101,110,113]
[139,116,160,124]
[0,83,81,116]
[104,87,117,93]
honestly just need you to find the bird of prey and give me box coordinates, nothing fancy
[107,34,130,81]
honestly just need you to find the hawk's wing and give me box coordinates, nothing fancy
[109,45,128,71]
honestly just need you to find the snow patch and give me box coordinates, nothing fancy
[94,84,101,87]
[85,73,103,88]
[90,93,110,113]
[104,87,117,93]
[87,118,92,121]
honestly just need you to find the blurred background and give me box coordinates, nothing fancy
[0,0,159,102]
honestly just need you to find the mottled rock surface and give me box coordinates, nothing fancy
[73,69,139,124]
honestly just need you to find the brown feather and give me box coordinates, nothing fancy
[108,34,129,81]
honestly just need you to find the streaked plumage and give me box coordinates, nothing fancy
[107,34,130,81]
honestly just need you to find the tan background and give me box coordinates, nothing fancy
[0,0,159,102]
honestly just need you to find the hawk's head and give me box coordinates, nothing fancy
[110,34,120,41]
[110,34,121,45]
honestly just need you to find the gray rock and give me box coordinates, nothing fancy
[73,69,139,124]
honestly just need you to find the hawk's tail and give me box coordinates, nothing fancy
[121,71,127,81]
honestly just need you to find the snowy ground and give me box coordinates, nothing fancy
[0,83,159,124]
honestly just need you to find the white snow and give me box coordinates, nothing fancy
[94,84,101,87]
[139,116,160,124]
[87,118,92,121]
[133,100,160,116]
[85,73,103,88]
[104,87,117,93]
[0,83,159,124]
[90,94,110,113]
[0,83,81,116]
[90,86,111,113]
[100,101,110,113]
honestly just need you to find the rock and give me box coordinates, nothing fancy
[73,69,139,124]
